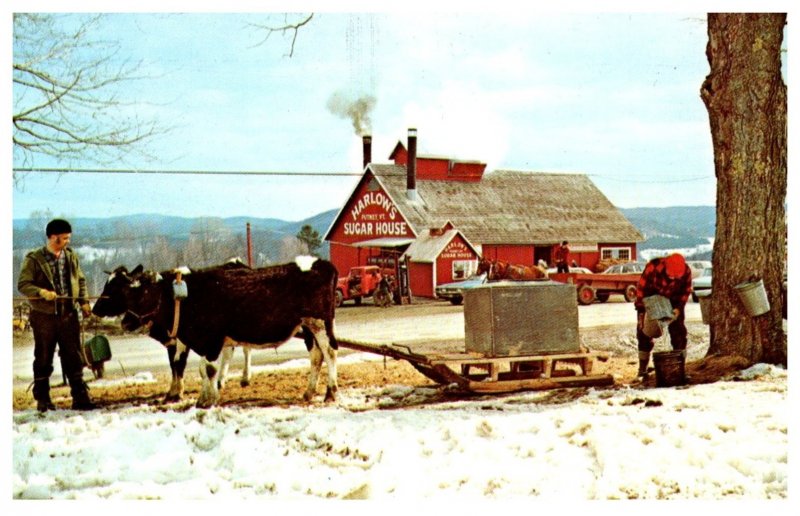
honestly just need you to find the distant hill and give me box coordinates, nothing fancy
[12,210,338,251]
[12,206,715,259]
[620,206,715,259]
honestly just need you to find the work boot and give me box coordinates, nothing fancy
[36,399,56,412]
[636,351,651,379]
[70,378,97,411]
[33,379,55,412]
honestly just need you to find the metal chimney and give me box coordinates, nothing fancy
[362,135,372,170]
[407,128,417,201]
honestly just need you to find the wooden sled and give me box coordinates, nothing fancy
[338,338,613,394]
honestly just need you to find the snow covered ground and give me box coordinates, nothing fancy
[10,359,790,504]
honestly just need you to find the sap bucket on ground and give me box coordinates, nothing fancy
[653,350,686,387]
[734,279,770,317]
[696,290,712,324]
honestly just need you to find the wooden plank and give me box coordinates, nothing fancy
[429,351,604,366]
[466,374,614,393]
[337,339,432,365]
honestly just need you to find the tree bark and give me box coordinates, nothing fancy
[700,13,787,365]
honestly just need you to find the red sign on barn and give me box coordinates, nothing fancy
[440,240,474,260]
[333,176,415,244]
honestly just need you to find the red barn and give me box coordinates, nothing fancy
[324,128,643,299]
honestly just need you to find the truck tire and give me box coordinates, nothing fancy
[624,285,637,303]
[335,290,344,307]
[450,295,463,305]
[577,285,595,305]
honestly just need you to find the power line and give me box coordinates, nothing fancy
[13,167,712,183]
[13,167,363,177]
[587,174,713,184]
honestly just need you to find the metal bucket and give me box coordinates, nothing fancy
[642,314,667,338]
[643,295,674,319]
[653,350,686,387]
[696,290,711,324]
[734,279,770,317]
[642,295,673,338]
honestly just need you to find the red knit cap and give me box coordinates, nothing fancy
[665,253,686,278]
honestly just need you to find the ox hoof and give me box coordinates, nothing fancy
[195,399,216,409]
[240,379,250,388]
[302,391,315,403]
[195,393,219,409]
[324,387,338,403]
[163,394,182,404]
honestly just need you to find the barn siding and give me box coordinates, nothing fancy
[409,262,434,297]
[481,244,534,265]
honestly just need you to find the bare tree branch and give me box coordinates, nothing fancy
[247,13,314,57]
[12,13,166,175]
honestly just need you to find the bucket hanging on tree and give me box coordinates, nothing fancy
[734,278,770,317]
[696,290,712,324]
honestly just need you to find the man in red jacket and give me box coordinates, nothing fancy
[634,253,693,379]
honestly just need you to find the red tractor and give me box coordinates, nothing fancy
[336,266,394,307]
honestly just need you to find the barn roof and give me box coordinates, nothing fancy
[368,165,644,246]
[401,228,479,263]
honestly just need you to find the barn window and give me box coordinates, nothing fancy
[601,247,632,261]
[452,260,477,280]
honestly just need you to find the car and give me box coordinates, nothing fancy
[435,274,487,305]
[546,266,593,275]
[601,262,646,275]
[687,260,712,279]
[692,267,712,302]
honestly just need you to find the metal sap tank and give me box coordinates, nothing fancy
[463,281,579,356]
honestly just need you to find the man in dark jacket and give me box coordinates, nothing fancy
[17,219,96,412]
[555,241,570,273]
[634,253,693,379]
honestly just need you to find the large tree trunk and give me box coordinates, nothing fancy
[700,13,786,365]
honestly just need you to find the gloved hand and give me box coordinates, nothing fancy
[39,289,58,301]
[81,303,92,318]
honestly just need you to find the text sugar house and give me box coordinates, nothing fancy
[343,191,411,237]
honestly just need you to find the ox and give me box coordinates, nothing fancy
[93,259,256,402]
[477,258,548,281]
[95,257,338,407]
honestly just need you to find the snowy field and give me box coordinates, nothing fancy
[10,360,789,504]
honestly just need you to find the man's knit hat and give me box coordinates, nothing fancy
[46,218,72,237]
[664,253,686,279]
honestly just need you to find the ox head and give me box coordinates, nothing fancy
[92,265,143,317]
[118,268,165,332]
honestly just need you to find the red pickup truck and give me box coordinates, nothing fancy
[336,266,392,307]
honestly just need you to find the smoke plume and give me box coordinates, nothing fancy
[326,91,376,136]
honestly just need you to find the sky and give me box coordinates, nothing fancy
[10,355,790,503]
[9,6,743,223]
